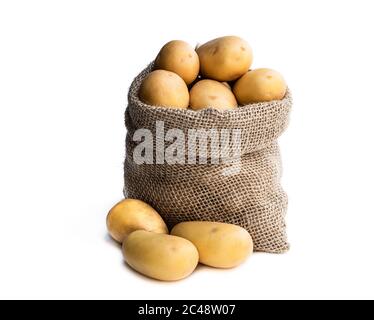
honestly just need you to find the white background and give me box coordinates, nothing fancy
[1,0,373,300]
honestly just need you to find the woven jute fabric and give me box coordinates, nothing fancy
[124,63,292,253]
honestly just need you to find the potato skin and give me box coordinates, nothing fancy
[233,68,287,104]
[155,40,200,85]
[189,79,238,111]
[106,199,168,243]
[221,81,231,89]
[139,70,189,109]
[123,230,199,281]
[197,36,253,82]
[171,221,253,268]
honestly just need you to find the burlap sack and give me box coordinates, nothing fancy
[124,63,292,253]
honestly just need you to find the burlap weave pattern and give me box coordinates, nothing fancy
[124,63,292,253]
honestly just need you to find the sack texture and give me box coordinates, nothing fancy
[124,63,292,253]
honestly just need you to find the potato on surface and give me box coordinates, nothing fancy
[106,199,168,243]
[171,221,253,268]
[123,230,199,281]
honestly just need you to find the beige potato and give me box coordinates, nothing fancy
[123,230,199,281]
[171,221,253,268]
[189,79,238,111]
[221,81,231,89]
[139,70,189,109]
[233,68,287,104]
[197,36,253,81]
[106,199,168,243]
[155,40,200,85]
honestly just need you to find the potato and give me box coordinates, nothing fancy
[189,79,238,111]
[171,221,253,268]
[155,40,199,85]
[123,230,199,281]
[106,199,168,243]
[233,68,287,104]
[197,36,253,82]
[139,70,189,109]
[221,81,231,89]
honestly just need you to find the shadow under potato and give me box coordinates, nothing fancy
[104,233,122,250]
[122,260,185,284]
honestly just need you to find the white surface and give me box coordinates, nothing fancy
[0,0,373,300]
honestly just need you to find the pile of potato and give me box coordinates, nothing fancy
[109,36,287,281]
[139,36,287,110]
[107,199,253,281]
